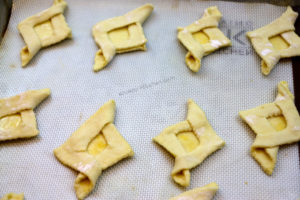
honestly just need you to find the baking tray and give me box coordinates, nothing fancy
[0,0,12,44]
[0,0,299,199]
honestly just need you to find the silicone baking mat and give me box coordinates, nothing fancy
[0,0,299,199]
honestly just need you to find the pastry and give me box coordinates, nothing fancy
[18,0,72,67]
[177,6,231,72]
[0,89,50,141]
[54,100,134,200]
[0,193,24,200]
[153,99,225,187]
[239,81,300,175]
[169,182,218,200]
[92,4,153,72]
[247,7,300,75]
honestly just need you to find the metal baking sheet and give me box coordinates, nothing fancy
[0,0,299,199]
[0,0,12,43]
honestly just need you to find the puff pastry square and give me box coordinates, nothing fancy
[153,99,225,187]
[0,193,24,200]
[239,81,300,175]
[0,89,50,141]
[247,7,300,75]
[169,182,218,200]
[54,100,134,200]
[177,6,231,72]
[18,0,72,67]
[92,4,153,72]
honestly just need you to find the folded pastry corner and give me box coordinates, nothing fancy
[18,0,72,67]
[177,6,231,72]
[92,4,154,72]
[54,100,134,200]
[153,99,225,187]
[0,193,24,200]
[247,6,300,75]
[239,81,300,175]
[0,88,50,141]
[169,182,218,200]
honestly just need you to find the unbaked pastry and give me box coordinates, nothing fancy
[177,6,231,72]
[239,81,300,175]
[153,99,225,187]
[18,0,72,67]
[54,100,134,200]
[247,7,300,75]
[0,89,50,141]
[92,4,153,72]
[0,193,24,200]
[169,182,218,200]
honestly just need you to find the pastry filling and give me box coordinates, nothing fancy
[267,115,287,131]
[192,31,210,44]
[34,20,54,41]
[0,114,22,130]
[269,35,290,50]
[108,26,130,45]
[87,133,107,155]
[177,131,200,152]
